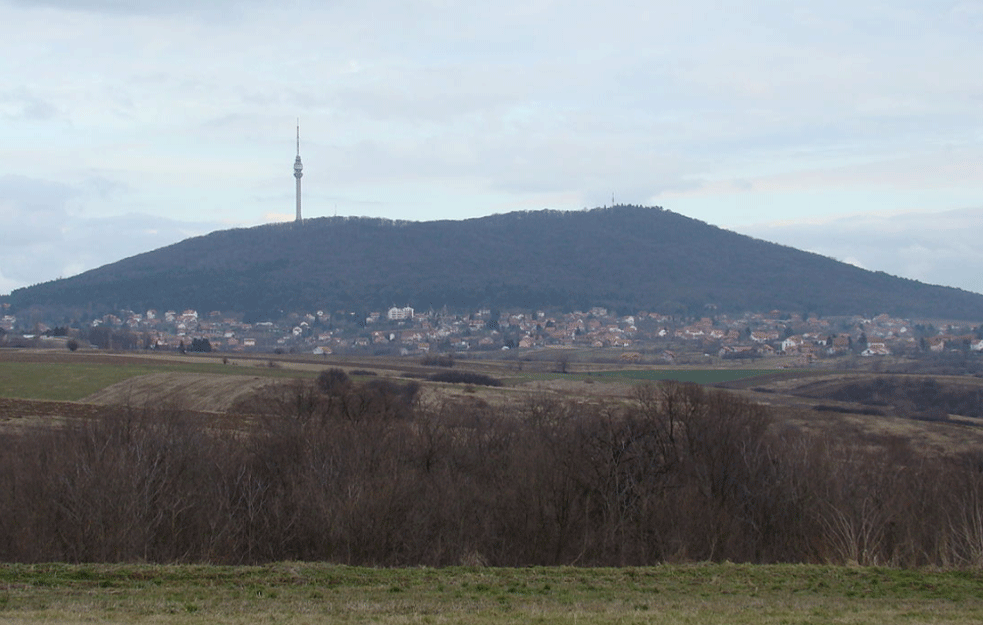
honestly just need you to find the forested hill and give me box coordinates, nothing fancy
[10,206,983,320]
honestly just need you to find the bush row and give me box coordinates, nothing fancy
[2,379,983,567]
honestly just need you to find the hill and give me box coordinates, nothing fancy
[9,205,983,320]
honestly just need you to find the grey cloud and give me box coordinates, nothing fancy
[0,174,219,294]
[735,207,983,295]
[0,175,75,235]
[0,92,59,121]
[2,0,982,294]
[1,212,220,295]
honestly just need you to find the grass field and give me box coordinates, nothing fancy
[0,563,981,624]
[0,350,783,402]
[0,358,313,402]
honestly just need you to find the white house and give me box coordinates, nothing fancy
[387,306,414,321]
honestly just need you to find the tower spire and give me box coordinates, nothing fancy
[293,119,303,222]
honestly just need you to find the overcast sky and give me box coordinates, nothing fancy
[2,0,982,298]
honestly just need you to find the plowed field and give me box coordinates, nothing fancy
[83,372,279,413]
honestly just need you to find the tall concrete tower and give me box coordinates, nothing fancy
[293,120,303,222]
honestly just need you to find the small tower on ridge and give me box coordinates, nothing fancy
[293,120,303,222]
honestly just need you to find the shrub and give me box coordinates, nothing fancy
[422,354,455,367]
[2,380,981,568]
[317,368,351,395]
[428,371,503,387]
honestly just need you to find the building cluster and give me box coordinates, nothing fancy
[5,304,976,363]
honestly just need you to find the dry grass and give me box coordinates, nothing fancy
[741,372,983,455]
[83,372,281,413]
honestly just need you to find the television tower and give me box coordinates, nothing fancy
[293,120,303,222]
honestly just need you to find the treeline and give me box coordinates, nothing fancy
[2,378,983,567]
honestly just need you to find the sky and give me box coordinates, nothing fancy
[2,0,983,298]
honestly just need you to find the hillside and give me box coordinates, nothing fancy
[9,205,983,320]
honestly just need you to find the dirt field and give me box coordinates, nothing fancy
[83,372,282,413]
[0,397,114,432]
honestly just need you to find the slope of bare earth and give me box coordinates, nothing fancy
[82,372,281,413]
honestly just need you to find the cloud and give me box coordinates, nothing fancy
[263,212,294,223]
[735,206,983,295]
[1,0,261,16]
[0,268,18,296]
[1,0,983,293]
[0,175,220,294]
[0,91,59,121]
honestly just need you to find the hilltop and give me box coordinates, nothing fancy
[8,205,983,320]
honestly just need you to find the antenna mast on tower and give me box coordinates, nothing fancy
[293,119,304,222]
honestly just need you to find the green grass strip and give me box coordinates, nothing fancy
[0,361,312,401]
[1,563,982,624]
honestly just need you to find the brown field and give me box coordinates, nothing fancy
[84,372,281,413]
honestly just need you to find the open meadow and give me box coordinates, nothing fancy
[3,562,983,624]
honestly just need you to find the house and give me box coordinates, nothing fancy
[862,341,890,356]
[781,335,803,353]
[750,331,777,343]
[400,330,424,344]
[387,306,414,321]
[927,337,947,353]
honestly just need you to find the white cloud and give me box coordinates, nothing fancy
[263,212,294,223]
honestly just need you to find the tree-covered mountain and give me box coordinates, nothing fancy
[9,206,983,321]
